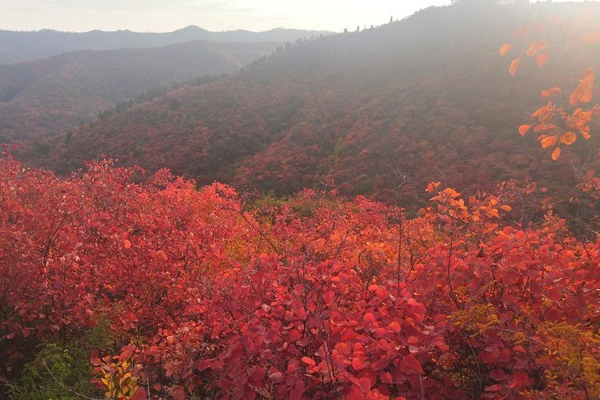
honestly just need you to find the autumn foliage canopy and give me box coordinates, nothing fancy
[1,153,600,400]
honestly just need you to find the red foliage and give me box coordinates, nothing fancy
[1,156,600,399]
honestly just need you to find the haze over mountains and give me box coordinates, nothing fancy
[0,40,280,143]
[0,26,331,65]
[23,1,599,219]
[0,26,330,143]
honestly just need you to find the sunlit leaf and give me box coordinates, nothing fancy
[569,68,595,105]
[526,41,539,56]
[509,58,520,75]
[551,146,561,161]
[540,135,558,149]
[499,43,513,56]
[518,124,532,136]
[535,53,549,67]
[560,131,577,145]
[540,87,561,98]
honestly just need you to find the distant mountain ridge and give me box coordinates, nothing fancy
[0,26,331,65]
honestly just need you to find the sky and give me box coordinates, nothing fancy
[0,0,451,33]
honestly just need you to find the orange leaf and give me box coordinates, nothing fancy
[518,124,531,136]
[540,135,558,149]
[560,131,577,145]
[540,87,561,98]
[509,58,520,76]
[535,53,549,67]
[533,123,556,133]
[581,32,599,44]
[425,181,441,193]
[123,239,132,249]
[525,41,539,56]
[499,43,513,56]
[512,24,529,38]
[551,147,561,161]
[569,68,595,105]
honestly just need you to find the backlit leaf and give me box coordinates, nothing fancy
[518,124,531,136]
[540,87,561,98]
[540,135,557,149]
[499,43,513,56]
[535,53,549,67]
[569,68,595,105]
[509,58,520,76]
[560,131,577,145]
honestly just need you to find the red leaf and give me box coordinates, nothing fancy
[387,321,401,333]
[269,371,285,383]
[352,357,366,371]
[357,377,372,393]
[363,312,376,323]
[289,382,305,400]
[489,369,506,381]
[510,371,533,389]
[481,346,499,364]
[323,290,335,305]
[301,356,315,367]
[400,355,424,375]
[347,385,366,400]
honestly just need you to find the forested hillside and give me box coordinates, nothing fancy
[0,40,281,143]
[34,2,599,220]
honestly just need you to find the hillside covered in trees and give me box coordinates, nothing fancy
[0,40,283,144]
[31,2,600,222]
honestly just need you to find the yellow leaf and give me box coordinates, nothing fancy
[509,58,520,76]
[540,135,558,149]
[535,53,549,67]
[551,147,561,161]
[560,131,577,145]
[518,124,531,136]
[499,43,513,56]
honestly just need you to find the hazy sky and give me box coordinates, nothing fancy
[0,0,451,33]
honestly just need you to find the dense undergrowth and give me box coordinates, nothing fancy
[1,154,599,399]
